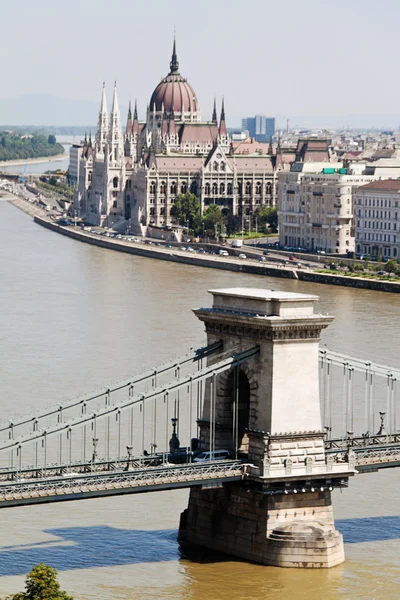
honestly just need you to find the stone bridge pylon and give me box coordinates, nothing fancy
[179,288,353,568]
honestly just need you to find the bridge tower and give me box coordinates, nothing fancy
[179,288,353,568]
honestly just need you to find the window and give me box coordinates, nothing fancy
[227,183,233,195]
[113,177,119,188]
[212,183,218,195]
[160,207,165,215]
[220,183,225,194]
[205,183,210,195]
[149,181,156,194]
[160,182,166,194]
[190,181,198,195]
[245,181,252,194]
[149,207,155,216]
[220,161,225,171]
[113,200,117,208]
[181,182,187,194]
[170,182,177,194]
[255,182,262,194]
[266,182,272,195]
[213,162,218,172]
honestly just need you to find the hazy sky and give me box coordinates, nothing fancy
[1,0,400,124]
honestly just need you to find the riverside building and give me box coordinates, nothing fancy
[73,40,292,233]
[278,156,375,254]
[354,179,400,259]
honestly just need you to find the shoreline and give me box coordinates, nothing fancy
[6,195,400,294]
[0,151,67,168]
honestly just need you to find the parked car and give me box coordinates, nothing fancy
[377,271,386,275]
[258,256,266,262]
[238,253,247,259]
[263,250,269,255]
[194,450,231,462]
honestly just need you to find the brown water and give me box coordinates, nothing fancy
[0,201,399,599]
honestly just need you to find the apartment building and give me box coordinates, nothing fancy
[355,179,400,259]
[278,163,374,254]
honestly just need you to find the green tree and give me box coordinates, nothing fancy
[202,204,226,235]
[5,563,73,599]
[170,192,201,233]
[256,206,278,233]
[48,135,57,145]
[384,258,399,274]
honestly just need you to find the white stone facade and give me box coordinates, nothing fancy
[278,164,375,253]
[355,180,400,259]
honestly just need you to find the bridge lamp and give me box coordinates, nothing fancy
[284,490,288,494]
[320,486,324,491]
[329,486,333,491]
[302,488,306,493]
[293,489,297,494]
[311,487,315,492]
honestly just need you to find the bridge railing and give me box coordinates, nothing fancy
[319,349,399,439]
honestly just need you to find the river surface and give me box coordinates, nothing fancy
[0,201,399,599]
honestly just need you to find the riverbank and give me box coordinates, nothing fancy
[0,151,67,168]
[6,195,400,294]
[33,213,400,294]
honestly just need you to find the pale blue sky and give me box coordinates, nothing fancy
[1,0,400,125]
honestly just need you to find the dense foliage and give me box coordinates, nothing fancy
[171,193,278,237]
[0,131,64,161]
[4,563,73,599]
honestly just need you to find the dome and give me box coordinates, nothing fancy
[149,39,199,119]
[150,73,198,115]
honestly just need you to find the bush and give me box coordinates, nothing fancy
[5,563,73,599]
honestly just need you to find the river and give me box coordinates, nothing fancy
[0,201,399,599]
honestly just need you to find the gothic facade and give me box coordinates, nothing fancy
[74,40,286,232]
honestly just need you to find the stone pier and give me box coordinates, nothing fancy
[179,288,353,568]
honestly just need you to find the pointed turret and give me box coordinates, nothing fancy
[212,97,217,124]
[268,137,273,155]
[219,97,227,137]
[95,82,108,153]
[108,81,123,163]
[133,99,139,135]
[170,36,179,73]
[126,100,132,135]
[168,109,176,136]
[88,132,92,148]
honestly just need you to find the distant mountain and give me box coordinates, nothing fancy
[0,94,128,127]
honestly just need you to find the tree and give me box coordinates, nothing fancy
[5,563,73,599]
[48,135,57,145]
[170,192,201,233]
[256,206,278,233]
[384,258,399,274]
[202,204,226,235]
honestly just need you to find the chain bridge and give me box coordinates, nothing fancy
[1,287,399,568]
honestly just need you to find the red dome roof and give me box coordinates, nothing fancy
[149,39,199,116]
[150,72,198,114]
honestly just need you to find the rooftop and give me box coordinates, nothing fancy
[357,179,400,192]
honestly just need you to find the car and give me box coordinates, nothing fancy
[145,240,153,245]
[263,250,269,255]
[377,271,386,275]
[258,256,266,262]
[238,253,247,259]
[187,246,195,252]
[166,244,172,248]
[193,450,231,462]
[116,234,122,239]
[198,248,205,254]
[155,242,161,246]
[289,256,297,262]
[180,246,187,251]
[219,250,229,256]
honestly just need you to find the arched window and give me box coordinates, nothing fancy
[113,177,119,188]
[220,162,225,171]
[238,181,243,194]
[266,182,272,195]
[227,182,233,195]
[150,207,155,216]
[88,171,92,182]
[160,181,166,194]
[212,183,218,195]
[205,183,210,195]
[255,181,262,194]
[181,182,187,194]
[213,162,218,171]
[220,183,225,195]
[245,181,252,194]
[170,182,177,194]
[127,179,132,189]
[160,207,165,215]
[190,181,198,195]
[149,181,156,194]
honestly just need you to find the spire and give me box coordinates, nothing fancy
[170,35,179,73]
[133,99,139,135]
[268,137,273,155]
[88,132,92,147]
[126,99,133,135]
[95,82,108,152]
[212,97,217,124]
[84,131,88,146]
[108,81,123,162]
[219,97,227,137]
